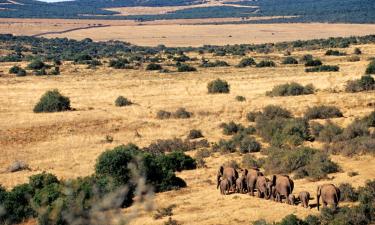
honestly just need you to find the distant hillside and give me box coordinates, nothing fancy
[0,0,374,23]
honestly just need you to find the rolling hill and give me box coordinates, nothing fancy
[0,0,374,23]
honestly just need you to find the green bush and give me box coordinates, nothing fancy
[207,79,230,94]
[362,110,375,127]
[345,75,375,92]
[305,65,339,72]
[339,183,358,202]
[29,172,59,191]
[256,117,311,147]
[354,48,362,55]
[220,121,244,135]
[266,82,314,96]
[365,60,375,74]
[17,68,27,76]
[241,154,263,169]
[115,96,132,107]
[305,59,322,67]
[146,63,162,71]
[177,63,197,72]
[342,120,370,139]
[239,136,261,153]
[212,139,237,154]
[247,111,262,122]
[310,121,343,143]
[237,57,256,67]
[235,95,246,102]
[33,89,71,113]
[256,60,276,67]
[27,59,47,70]
[188,129,203,139]
[263,147,338,180]
[158,151,197,172]
[173,108,192,119]
[300,54,313,62]
[201,60,229,67]
[261,105,292,120]
[157,110,172,119]
[325,50,346,56]
[282,57,298,64]
[304,105,343,120]
[109,58,129,69]
[144,138,209,153]
[2,184,35,224]
[9,65,22,74]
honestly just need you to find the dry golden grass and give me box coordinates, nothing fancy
[1,44,375,224]
[44,23,375,47]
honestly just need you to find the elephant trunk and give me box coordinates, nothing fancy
[317,186,321,211]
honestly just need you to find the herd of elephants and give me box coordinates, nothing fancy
[217,166,341,210]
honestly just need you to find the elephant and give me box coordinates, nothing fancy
[256,175,269,198]
[271,175,294,203]
[219,178,230,195]
[244,168,262,196]
[217,166,238,191]
[317,184,340,211]
[235,175,246,194]
[287,194,296,205]
[299,191,310,208]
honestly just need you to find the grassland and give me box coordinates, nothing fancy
[1,41,374,224]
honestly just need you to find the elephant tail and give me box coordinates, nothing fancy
[317,186,321,211]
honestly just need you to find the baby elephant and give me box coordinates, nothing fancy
[220,178,230,195]
[287,194,296,205]
[236,176,246,194]
[299,191,310,208]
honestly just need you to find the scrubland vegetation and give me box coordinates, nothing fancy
[0,34,374,225]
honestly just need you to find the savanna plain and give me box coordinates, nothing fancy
[0,35,375,225]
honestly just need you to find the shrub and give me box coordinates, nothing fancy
[247,111,262,122]
[339,183,358,202]
[256,60,276,67]
[345,75,375,92]
[201,60,229,67]
[237,57,256,67]
[146,63,162,71]
[300,54,313,62]
[33,89,71,113]
[27,59,46,70]
[347,171,359,177]
[348,55,360,62]
[242,154,263,169]
[365,60,375,74]
[29,172,59,191]
[256,117,311,147]
[9,65,22,74]
[305,59,322,67]
[188,129,203,139]
[263,147,338,180]
[235,95,246,102]
[266,82,314,96]
[207,79,230,94]
[239,136,261,153]
[109,58,129,69]
[304,106,343,120]
[342,120,370,140]
[157,110,172,119]
[154,204,176,220]
[325,50,346,56]
[144,138,208,154]
[164,217,180,225]
[305,65,339,72]
[354,48,362,55]
[159,151,197,172]
[173,108,192,119]
[177,63,196,72]
[311,121,343,143]
[362,110,375,127]
[261,105,292,120]
[282,57,298,64]
[212,139,237,154]
[115,96,132,107]
[220,121,244,135]
[327,136,375,156]
[2,184,35,224]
